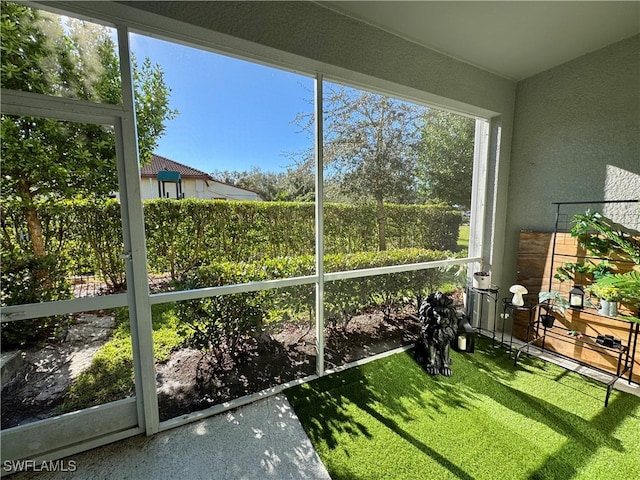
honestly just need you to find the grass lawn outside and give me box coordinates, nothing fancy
[286,338,640,480]
[458,225,469,252]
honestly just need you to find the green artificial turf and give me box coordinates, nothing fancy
[286,339,640,480]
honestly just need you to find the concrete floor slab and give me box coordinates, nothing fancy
[8,395,330,480]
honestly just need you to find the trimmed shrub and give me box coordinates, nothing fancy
[174,248,458,353]
[70,199,126,290]
[323,249,456,327]
[2,199,461,288]
[0,252,72,347]
[143,199,460,279]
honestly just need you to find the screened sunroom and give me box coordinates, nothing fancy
[1,2,639,478]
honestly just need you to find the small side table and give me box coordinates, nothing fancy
[467,286,500,345]
[501,300,536,355]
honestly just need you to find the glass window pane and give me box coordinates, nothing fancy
[319,78,474,368]
[322,81,472,262]
[1,307,134,428]
[130,33,316,287]
[156,290,316,421]
[1,115,126,310]
[1,113,133,428]
[323,269,457,369]
[1,2,121,104]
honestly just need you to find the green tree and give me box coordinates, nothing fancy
[133,56,178,166]
[212,167,282,201]
[0,2,177,259]
[417,110,475,209]
[212,163,315,202]
[318,84,425,250]
[277,162,315,202]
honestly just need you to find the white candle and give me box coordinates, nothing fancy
[458,336,467,351]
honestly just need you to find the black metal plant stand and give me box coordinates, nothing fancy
[513,304,639,407]
[466,286,500,346]
[501,299,535,355]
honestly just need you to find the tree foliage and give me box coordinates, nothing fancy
[318,84,426,249]
[212,164,314,202]
[417,110,475,209]
[0,2,177,346]
[0,1,177,259]
[133,56,178,166]
[321,85,425,202]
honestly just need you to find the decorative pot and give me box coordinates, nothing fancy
[598,300,610,316]
[473,272,491,290]
[540,314,555,328]
[599,300,618,317]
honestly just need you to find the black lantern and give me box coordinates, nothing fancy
[456,313,476,353]
[569,285,585,309]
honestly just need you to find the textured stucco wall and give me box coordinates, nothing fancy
[503,34,640,286]
[116,1,514,116]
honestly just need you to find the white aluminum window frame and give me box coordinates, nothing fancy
[0,19,159,463]
[1,0,493,461]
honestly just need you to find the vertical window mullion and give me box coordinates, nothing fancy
[469,119,490,274]
[315,74,325,376]
[116,24,160,435]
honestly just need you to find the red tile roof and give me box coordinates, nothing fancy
[141,155,213,179]
[140,154,262,197]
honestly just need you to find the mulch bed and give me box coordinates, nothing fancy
[2,309,422,427]
[157,310,422,421]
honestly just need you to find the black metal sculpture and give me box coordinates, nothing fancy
[414,292,458,376]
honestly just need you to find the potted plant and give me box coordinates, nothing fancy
[587,283,621,317]
[590,271,640,321]
[537,291,569,328]
[554,259,612,286]
[570,211,640,264]
[472,270,491,290]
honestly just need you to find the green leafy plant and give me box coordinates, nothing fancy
[571,211,640,263]
[554,259,614,284]
[538,290,569,314]
[177,292,264,364]
[0,252,72,347]
[555,211,639,297]
[586,283,621,302]
[537,291,570,327]
[594,271,640,296]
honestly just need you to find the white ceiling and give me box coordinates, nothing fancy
[321,1,640,81]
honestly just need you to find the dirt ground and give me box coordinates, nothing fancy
[156,310,422,421]
[1,313,116,429]
[2,308,423,428]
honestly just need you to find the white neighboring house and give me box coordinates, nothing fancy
[140,155,262,201]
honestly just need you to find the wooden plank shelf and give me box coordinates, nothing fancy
[515,230,640,384]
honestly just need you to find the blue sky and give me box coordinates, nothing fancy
[130,34,315,174]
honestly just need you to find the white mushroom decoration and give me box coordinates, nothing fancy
[509,284,528,306]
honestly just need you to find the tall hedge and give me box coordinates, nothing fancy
[143,199,461,277]
[2,198,461,288]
